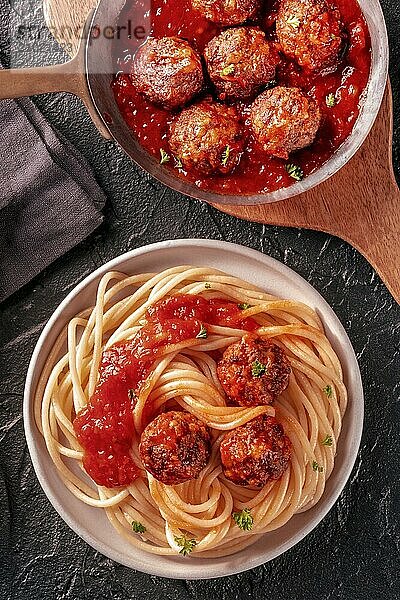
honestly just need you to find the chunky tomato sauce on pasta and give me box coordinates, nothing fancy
[73,295,257,487]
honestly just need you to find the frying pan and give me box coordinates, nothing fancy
[0,0,389,207]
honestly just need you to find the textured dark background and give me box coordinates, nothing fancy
[0,0,399,598]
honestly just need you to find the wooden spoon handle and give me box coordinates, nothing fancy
[216,84,400,304]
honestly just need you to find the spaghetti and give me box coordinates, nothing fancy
[35,266,347,558]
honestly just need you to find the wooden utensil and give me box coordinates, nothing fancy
[40,0,400,302]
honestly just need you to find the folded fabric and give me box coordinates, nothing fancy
[0,68,106,302]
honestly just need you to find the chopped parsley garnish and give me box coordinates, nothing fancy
[131,520,146,534]
[312,461,324,472]
[251,359,266,377]
[221,145,230,167]
[323,385,333,398]
[238,302,252,310]
[232,508,253,531]
[221,63,235,77]
[286,15,300,28]
[326,93,336,108]
[322,435,333,447]
[265,79,277,90]
[174,155,183,169]
[159,148,170,164]
[174,535,197,556]
[196,324,208,339]
[286,163,304,181]
[204,282,212,289]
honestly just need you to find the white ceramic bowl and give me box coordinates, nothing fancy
[24,240,364,579]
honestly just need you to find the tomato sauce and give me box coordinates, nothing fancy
[73,294,257,487]
[111,0,371,195]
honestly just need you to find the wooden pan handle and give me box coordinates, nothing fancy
[215,84,400,304]
[0,43,111,139]
[0,59,78,98]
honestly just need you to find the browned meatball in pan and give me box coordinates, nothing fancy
[204,27,279,101]
[217,334,291,407]
[169,100,244,175]
[276,0,344,73]
[130,37,204,110]
[191,0,261,26]
[220,415,291,487]
[250,86,321,159]
[139,411,211,485]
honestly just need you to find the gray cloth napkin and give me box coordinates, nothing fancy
[0,83,106,302]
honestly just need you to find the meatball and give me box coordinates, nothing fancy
[204,27,279,101]
[139,411,211,485]
[250,86,321,159]
[220,415,291,486]
[168,100,244,175]
[191,0,261,26]
[276,0,344,73]
[130,37,204,109]
[217,334,291,407]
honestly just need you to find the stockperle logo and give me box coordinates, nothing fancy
[8,0,150,68]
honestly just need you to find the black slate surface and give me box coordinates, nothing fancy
[0,0,399,598]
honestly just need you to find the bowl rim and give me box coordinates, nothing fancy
[88,0,389,206]
[23,239,364,579]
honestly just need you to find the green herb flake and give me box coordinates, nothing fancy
[196,324,208,339]
[286,163,304,181]
[174,155,183,169]
[265,79,277,90]
[220,63,235,77]
[251,359,266,378]
[221,145,230,167]
[323,384,333,398]
[326,93,336,108]
[204,282,212,289]
[312,461,324,472]
[232,508,253,531]
[238,303,252,310]
[322,435,333,447]
[286,15,300,28]
[128,389,137,401]
[160,148,170,165]
[131,520,146,534]
[174,535,197,556]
